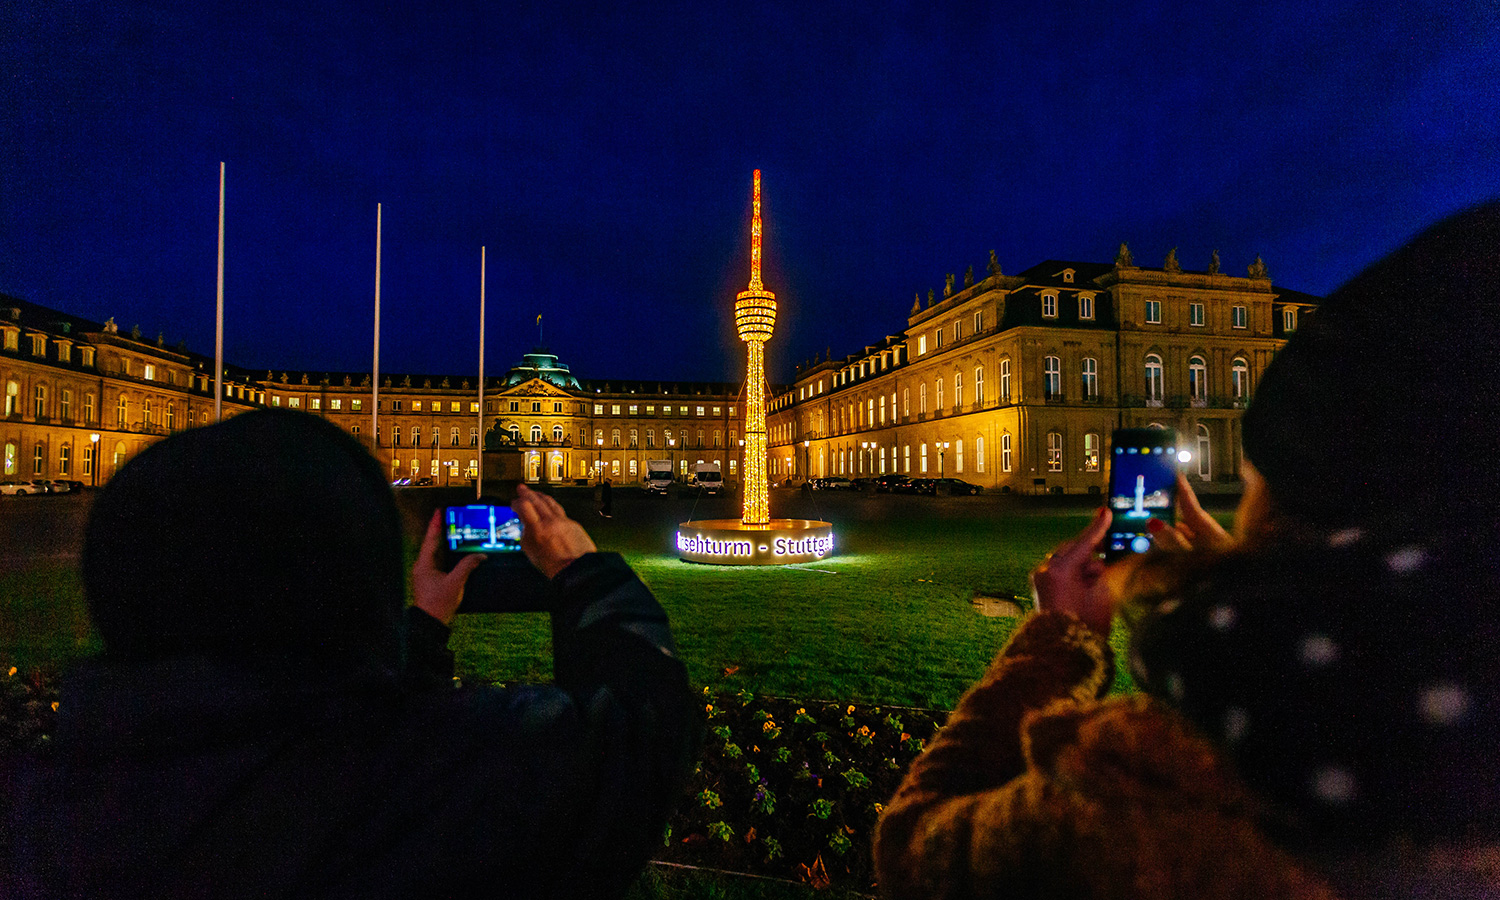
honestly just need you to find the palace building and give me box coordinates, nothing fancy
[766,248,1317,492]
[2,245,1315,492]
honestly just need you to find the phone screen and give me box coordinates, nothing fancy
[1106,429,1179,559]
[444,504,524,556]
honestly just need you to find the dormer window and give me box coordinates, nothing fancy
[30,334,46,356]
[1078,293,1096,320]
[1062,268,1075,283]
[1283,307,1298,332]
[1042,293,1058,318]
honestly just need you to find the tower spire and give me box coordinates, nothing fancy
[748,169,764,292]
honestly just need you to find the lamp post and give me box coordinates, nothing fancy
[596,438,604,485]
[938,441,950,481]
[802,439,809,482]
[89,433,99,487]
[668,436,676,483]
[861,441,872,476]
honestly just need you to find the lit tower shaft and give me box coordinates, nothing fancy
[734,170,777,526]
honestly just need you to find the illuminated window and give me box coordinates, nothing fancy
[1190,303,1205,326]
[166,403,175,431]
[1042,293,1058,318]
[330,398,341,410]
[430,459,439,477]
[33,384,46,418]
[974,367,984,405]
[1081,357,1098,400]
[9,381,23,417]
[85,393,95,423]
[1084,433,1100,472]
[531,425,543,443]
[1198,424,1212,479]
[1232,358,1248,405]
[879,394,886,424]
[1079,293,1095,320]
[713,406,721,416]
[82,441,94,476]
[1145,354,1164,406]
[593,404,603,415]
[903,444,910,473]
[903,388,910,417]
[935,328,943,350]
[475,402,484,413]
[471,428,479,447]
[33,442,43,475]
[1232,306,1247,329]
[866,398,873,424]
[288,397,300,409]
[1189,356,1207,405]
[920,443,928,473]
[142,364,155,381]
[974,310,983,333]
[919,383,926,414]
[1145,300,1162,324]
[633,428,642,448]
[413,401,422,411]
[917,335,927,356]
[609,404,620,415]
[629,405,638,415]
[936,378,943,410]
[451,427,460,446]
[60,390,71,421]
[2,330,15,351]
[310,398,321,411]
[1001,433,1011,472]
[1000,359,1011,401]
[117,395,127,427]
[879,446,887,474]
[271,395,281,407]
[450,401,460,412]
[81,347,94,367]
[410,426,420,446]
[352,399,363,411]
[629,459,638,477]
[1043,356,1061,400]
[696,406,705,416]
[1047,432,1062,472]
[1283,308,1297,331]
[2,441,11,475]
[953,371,962,408]
[956,439,964,473]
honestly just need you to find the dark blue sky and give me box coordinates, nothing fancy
[4,1,1497,385]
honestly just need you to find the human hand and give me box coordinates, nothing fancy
[413,510,486,625]
[1029,506,1116,635]
[1146,473,1233,553]
[513,483,597,578]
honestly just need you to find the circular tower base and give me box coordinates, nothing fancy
[676,518,834,566]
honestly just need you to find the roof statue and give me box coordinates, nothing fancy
[344,375,352,386]
[927,288,935,307]
[280,372,289,383]
[441,377,450,388]
[301,373,309,384]
[1248,255,1269,278]
[964,265,974,288]
[1208,249,1221,275]
[130,324,142,340]
[911,292,922,315]
[1164,247,1182,274]
[362,375,371,387]
[104,317,118,333]
[988,249,1003,278]
[402,375,411,387]
[157,332,165,347]
[1115,243,1134,268]
[944,274,954,298]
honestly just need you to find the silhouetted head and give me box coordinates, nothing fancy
[83,409,404,671]
[1242,201,1500,536]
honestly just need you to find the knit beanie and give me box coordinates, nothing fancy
[1241,201,1500,534]
[82,409,405,669]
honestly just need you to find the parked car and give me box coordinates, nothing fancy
[816,476,853,490]
[929,478,982,496]
[872,474,910,493]
[27,480,62,494]
[848,478,873,491]
[0,481,35,496]
[905,478,938,495]
[57,480,87,492]
[38,480,74,494]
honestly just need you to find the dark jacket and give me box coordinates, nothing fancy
[4,552,696,900]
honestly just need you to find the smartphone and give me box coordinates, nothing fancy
[443,503,552,613]
[443,504,524,562]
[1105,428,1179,561]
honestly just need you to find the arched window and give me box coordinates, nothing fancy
[645,427,655,448]
[1144,354,1164,406]
[1232,358,1248,406]
[117,394,128,428]
[712,429,721,448]
[878,394,887,425]
[1084,433,1100,472]
[1081,357,1098,400]
[166,403,175,431]
[953,371,962,408]
[1043,356,1061,400]
[919,383,927,414]
[1000,358,1011,401]
[33,442,44,475]
[1189,356,1207,406]
[530,425,543,443]
[1047,432,1063,472]
[935,378,944,411]
[956,438,964,472]
[1001,433,1011,472]
[903,444,910,473]
[612,428,622,448]
[976,435,986,472]
[903,387,910,417]
[33,384,46,419]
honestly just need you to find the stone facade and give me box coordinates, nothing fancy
[766,255,1317,493]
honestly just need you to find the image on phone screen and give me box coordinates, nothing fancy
[444,504,524,555]
[1106,429,1178,559]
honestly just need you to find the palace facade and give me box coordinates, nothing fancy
[766,249,1317,492]
[2,245,1315,492]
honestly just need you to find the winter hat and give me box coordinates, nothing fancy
[82,409,405,669]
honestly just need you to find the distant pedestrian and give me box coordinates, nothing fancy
[600,478,613,518]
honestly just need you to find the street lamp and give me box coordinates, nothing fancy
[89,433,99,487]
[861,441,871,476]
[938,441,950,480]
[596,437,604,485]
[802,439,809,481]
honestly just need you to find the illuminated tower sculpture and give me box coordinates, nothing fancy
[735,169,776,526]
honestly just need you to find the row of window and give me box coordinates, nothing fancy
[4,381,221,431]
[2,439,122,478]
[586,402,736,418]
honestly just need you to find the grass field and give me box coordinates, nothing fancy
[0,487,1188,707]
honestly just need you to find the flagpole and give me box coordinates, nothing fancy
[214,162,225,423]
[477,246,485,500]
[372,203,381,452]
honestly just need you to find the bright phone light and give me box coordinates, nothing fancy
[1177,450,1192,463]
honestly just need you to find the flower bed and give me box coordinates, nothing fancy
[660,689,947,892]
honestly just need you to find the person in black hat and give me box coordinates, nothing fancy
[877,203,1500,899]
[3,409,696,900]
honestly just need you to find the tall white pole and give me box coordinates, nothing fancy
[477,246,486,499]
[372,203,381,449]
[214,162,225,423]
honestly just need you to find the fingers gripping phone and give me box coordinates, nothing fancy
[1105,428,1180,561]
[442,503,552,613]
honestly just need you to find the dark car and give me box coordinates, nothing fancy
[813,476,853,490]
[848,478,873,491]
[872,474,910,493]
[930,478,982,496]
[905,478,938,495]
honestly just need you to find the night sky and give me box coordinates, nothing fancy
[4,2,1497,386]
